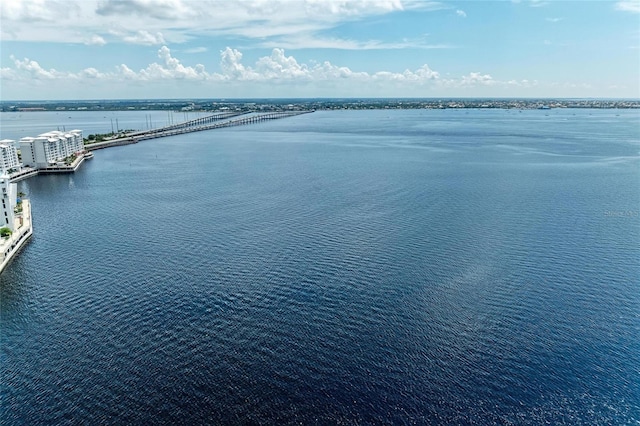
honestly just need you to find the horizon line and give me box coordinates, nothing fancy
[2,97,640,103]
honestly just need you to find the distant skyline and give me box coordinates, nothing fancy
[1,0,639,100]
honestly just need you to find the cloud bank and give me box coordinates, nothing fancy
[1,0,444,46]
[2,45,519,90]
[615,0,640,13]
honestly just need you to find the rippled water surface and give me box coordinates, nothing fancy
[1,109,639,424]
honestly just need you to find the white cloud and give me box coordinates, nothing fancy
[4,46,212,83]
[10,55,62,79]
[139,46,211,79]
[184,47,208,54]
[219,47,254,80]
[528,0,549,7]
[0,68,19,81]
[122,30,166,45]
[1,0,93,42]
[303,0,405,16]
[460,72,495,86]
[511,0,548,7]
[372,65,440,83]
[255,49,310,80]
[313,61,368,80]
[545,17,562,22]
[78,67,106,79]
[84,35,107,46]
[1,45,513,92]
[1,0,80,21]
[615,0,640,12]
[215,47,443,83]
[1,0,445,45]
[259,34,453,50]
[217,47,358,81]
[95,0,200,20]
[10,44,618,98]
[115,64,138,79]
[456,9,466,17]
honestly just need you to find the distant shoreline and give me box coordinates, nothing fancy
[1,98,639,113]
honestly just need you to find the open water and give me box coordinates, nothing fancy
[1,109,639,424]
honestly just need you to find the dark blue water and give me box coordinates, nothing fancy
[1,109,639,424]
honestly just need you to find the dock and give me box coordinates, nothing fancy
[8,168,38,182]
[8,153,93,182]
[38,153,86,174]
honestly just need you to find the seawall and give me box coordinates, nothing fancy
[0,199,33,275]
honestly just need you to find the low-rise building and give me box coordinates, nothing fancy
[20,130,84,169]
[0,173,17,229]
[0,141,21,174]
[0,172,33,274]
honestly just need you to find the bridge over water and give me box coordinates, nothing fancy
[86,110,313,151]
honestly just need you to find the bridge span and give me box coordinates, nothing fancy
[86,110,313,151]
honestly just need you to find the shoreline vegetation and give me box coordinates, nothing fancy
[2,98,639,113]
[83,131,136,144]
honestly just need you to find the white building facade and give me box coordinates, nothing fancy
[0,141,21,174]
[20,130,84,169]
[0,174,17,230]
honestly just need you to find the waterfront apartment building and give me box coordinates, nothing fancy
[0,173,16,230]
[20,130,84,169]
[0,141,21,174]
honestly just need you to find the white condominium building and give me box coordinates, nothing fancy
[0,141,21,174]
[0,173,16,230]
[20,130,84,169]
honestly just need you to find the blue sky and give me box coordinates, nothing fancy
[1,0,638,100]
